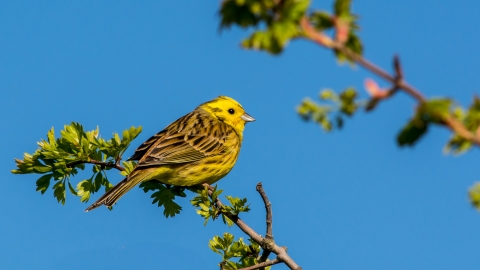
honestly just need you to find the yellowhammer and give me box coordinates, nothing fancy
[85,96,254,212]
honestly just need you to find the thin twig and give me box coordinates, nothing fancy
[202,184,302,270]
[393,55,403,81]
[237,258,281,270]
[333,42,427,102]
[256,183,274,268]
[256,183,273,240]
[66,159,125,171]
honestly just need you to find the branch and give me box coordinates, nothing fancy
[202,183,302,270]
[67,159,125,171]
[237,258,281,270]
[256,183,273,268]
[300,17,480,146]
[256,183,273,239]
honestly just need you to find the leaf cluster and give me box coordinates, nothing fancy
[397,98,453,147]
[444,97,480,154]
[310,0,363,63]
[210,233,265,270]
[297,87,363,131]
[219,0,363,63]
[76,167,112,203]
[191,186,250,226]
[12,122,142,204]
[220,0,310,54]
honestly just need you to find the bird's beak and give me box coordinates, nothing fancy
[241,112,255,122]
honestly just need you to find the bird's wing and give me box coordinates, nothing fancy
[128,129,167,161]
[134,110,232,167]
[128,111,195,161]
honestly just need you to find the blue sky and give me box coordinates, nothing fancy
[1,1,480,269]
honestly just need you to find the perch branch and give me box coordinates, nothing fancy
[237,258,281,270]
[202,183,302,270]
[66,159,125,171]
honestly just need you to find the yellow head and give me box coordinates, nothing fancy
[199,96,255,133]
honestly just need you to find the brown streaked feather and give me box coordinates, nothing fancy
[133,109,233,168]
[127,111,196,161]
[128,129,167,161]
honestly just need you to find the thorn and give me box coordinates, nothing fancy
[393,55,403,80]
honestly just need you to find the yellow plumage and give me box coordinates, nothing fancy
[85,96,254,211]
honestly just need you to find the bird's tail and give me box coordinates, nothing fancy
[84,171,146,212]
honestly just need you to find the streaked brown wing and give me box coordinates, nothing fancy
[135,109,232,167]
[128,130,167,161]
[128,111,195,161]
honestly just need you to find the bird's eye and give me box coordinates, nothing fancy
[228,108,235,114]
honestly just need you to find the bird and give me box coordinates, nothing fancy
[85,96,254,212]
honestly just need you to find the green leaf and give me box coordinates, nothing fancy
[104,179,113,192]
[53,180,66,205]
[222,215,234,227]
[67,180,78,196]
[77,179,92,202]
[463,97,480,130]
[120,160,137,176]
[319,89,338,101]
[398,98,453,147]
[81,137,90,157]
[47,127,55,144]
[397,118,428,147]
[339,87,359,116]
[35,174,52,194]
[445,133,472,155]
[140,181,164,192]
[93,172,104,193]
[33,165,53,173]
[209,232,235,260]
[141,182,183,218]
[418,98,453,124]
[220,0,260,29]
[310,11,333,31]
[334,0,352,16]
[282,0,310,21]
[469,182,480,210]
[242,29,282,54]
[345,32,363,55]
[171,186,187,197]
[224,196,250,215]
